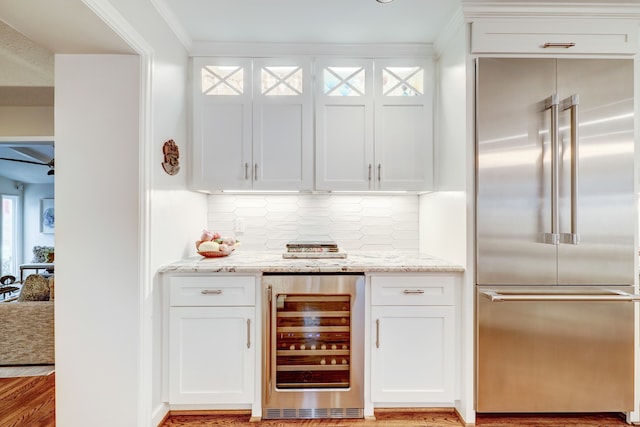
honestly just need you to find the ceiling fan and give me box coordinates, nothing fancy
[0,157,55,175]
[0,145,55,175]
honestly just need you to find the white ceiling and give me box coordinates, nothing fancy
[0,0,133,55]
[0,0,461,55]
[159,0,461,46]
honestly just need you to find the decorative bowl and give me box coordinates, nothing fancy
[198,250,233,258]
[195,238,238,258]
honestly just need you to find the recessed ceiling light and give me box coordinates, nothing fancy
[377,0,395,3]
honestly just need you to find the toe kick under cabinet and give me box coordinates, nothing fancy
[166,275,256,405]
[370,274,457,404]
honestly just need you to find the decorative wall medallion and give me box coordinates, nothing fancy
[162,139,180,175]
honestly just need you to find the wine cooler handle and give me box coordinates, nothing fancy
[265,286,272,398]
[375,319,380,348]
[246,318,251,349]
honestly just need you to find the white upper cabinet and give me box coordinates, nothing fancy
[192,57,252,191]
[252,58,313,190]
[471,19,638,55]
[191,57,313,192]
[315,58,433,191]
[315,58,374,191]
[193,55,433,192]
[374,59,433,191]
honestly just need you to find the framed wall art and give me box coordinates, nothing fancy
[40,198,55,233]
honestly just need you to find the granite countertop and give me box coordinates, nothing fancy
[158,250,464,274]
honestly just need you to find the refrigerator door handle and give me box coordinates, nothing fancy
[480,288,640,302]
[543,94,560,245]
[561,94,580,245]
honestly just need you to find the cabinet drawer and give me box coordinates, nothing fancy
[170,275,255,306]
[371,275,455,306]
[471,20,638,55]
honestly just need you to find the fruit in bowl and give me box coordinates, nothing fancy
[196,229,239,257]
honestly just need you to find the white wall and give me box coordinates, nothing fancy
[55,54,141,427]
[22,183,54,263]
[29,0,205,424]
[425,16,476,425]
[84,0,206,424]
[0,176,19,195]
[420,16,467,265]
[0,178,54,268]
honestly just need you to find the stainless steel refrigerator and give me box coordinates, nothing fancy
[475,58,638,413]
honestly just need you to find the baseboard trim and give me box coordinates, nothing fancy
[454,407,474,427]
[168,409,252,417]
[158,407,464,425]
[152,403,170,427]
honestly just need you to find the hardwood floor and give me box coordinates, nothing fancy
[161,409,632,427]
[0,372,55,427]
[475,412,630,426]
[0,375,632,427]
[162,409,463,426]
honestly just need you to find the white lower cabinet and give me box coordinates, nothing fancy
[168,275,256,405]
[169,306,255,404]
[370,275,456,403]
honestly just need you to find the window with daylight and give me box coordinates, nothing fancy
[1,195,18,276]
[382,66,424,96]
[323,66,366,96]
[202,65,244,95]
[261,66,303,96]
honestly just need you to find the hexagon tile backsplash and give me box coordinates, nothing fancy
[207,194,419,251]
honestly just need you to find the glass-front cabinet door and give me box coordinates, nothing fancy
[275,294,352,389]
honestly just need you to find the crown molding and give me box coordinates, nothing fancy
[434,6,465,55]
[150,0,193,51]
[190,42,434,58]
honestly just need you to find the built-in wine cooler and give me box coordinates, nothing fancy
[262,274,365,419]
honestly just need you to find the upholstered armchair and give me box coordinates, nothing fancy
[0,274,54,365]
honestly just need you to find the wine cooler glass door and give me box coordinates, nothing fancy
[275,294,352,389]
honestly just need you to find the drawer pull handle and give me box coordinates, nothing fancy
[403,289,425,295]
[201,289,223,295]
[543,42,575,49]
[246,318,251,349]
[375,319,380,348]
